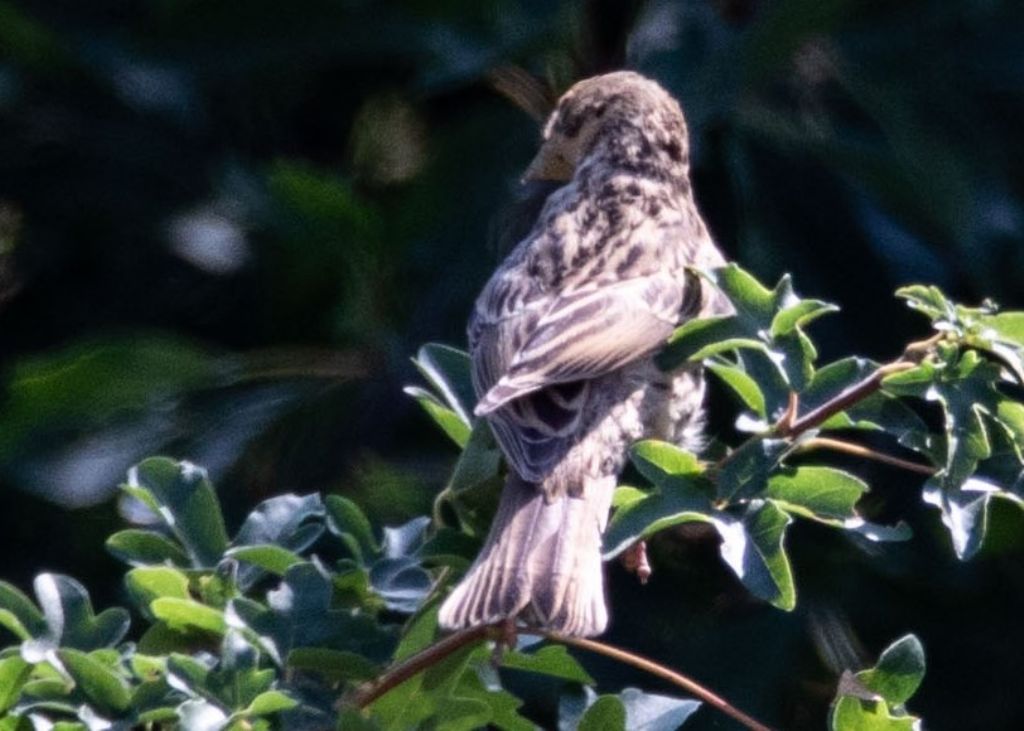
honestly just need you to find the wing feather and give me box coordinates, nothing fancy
[474,273,682,416]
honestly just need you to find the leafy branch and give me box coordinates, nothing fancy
[353,622,774,731]
[0,267,1017,730]
[408,264,1024,730]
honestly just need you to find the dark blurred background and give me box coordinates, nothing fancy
[1,1,1023,728]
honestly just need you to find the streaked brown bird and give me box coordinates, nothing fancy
[438,71,729,637]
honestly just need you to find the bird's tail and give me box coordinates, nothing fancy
[438,472,614,637]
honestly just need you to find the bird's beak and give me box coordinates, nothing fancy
[521,144,574,183]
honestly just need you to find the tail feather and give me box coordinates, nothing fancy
[438,473,614,637]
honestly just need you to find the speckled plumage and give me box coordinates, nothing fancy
[439,72,729,637]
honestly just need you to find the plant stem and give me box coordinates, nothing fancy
[352,624,494,708]
[355,621,775,731]
[532,630,775,731]
[781,360,916,438]
[800,437,935,475]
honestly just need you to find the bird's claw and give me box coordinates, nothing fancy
[622,540,652,584]
[490,617,518,666]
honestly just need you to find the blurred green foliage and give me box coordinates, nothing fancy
[1,0,1023,728]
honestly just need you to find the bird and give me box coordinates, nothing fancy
[438,71,730,637]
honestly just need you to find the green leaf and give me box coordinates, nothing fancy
[125,566,191,616]
[805,358,930,449]
[502,645,594,684]
[578,695,626,731]
[176,698,229,731]
[0,656,31,713]
[611,485,648,510]
[150,598,226,635]
[418,528,480,570]
[774,328,818,391]
[859,634,925,706]
[437,421,504,537]
[404,386,472,447]
[369,621,485,731]
[716,438,792,501]
[765,466,868,523]
[707,360,767,418]
[830,696,917,731]
[432,696,491,731]
[830,633,926,731]
[883,352,1002,486]
[660,266,835,389]
[243,690,298,717]
[411,343,476,426]
[130,653,167,681]
[657,315,763,369]
[771,298,839,337]
[233,493,325,553]
[105,529,189,568]
[717,264,777,321]
[57,648,131,714]
[286,647,380,682]
[619,687,701,731]
[449,669,533,731]
[369,556,432,614]
[715,501,795,610]
[883,349,1024,556]
[630,440,704,487]
[225,545,304,576]
[922,477,1023,560]
[34,574,130,651]
[0,582,46,641]
[326,494,380,565]
[231,564,395,666]
[895,284,954,323]
[981,311,1024,346]
[446,421,502,496]
[604,474,713,559]
[337,708,383,731]
[126,458,230,568]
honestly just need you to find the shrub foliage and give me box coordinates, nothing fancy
[1,265,1022,730]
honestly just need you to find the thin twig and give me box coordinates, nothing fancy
[801,437,935,475]
[355,623,775,731]
[533,630,775,731]
[781,360,916,438]
[352,624,494,708]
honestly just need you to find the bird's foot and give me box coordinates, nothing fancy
[622,540,652,584]
[490,617,518,666]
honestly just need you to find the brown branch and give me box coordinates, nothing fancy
[354,622,775,731]
[801,437,935,476]
[780,360,916,438]
[352,624,494,708]
[779,334,943,440]
[533,630,776,731]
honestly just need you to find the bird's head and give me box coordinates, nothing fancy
[522,71,690,183]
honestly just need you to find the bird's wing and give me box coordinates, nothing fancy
[469,268,690,481]
[474,272,684,415]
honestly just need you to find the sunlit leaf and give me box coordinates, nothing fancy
[714,501,795,610]
[765,466,867,523]
[858,634,925,706]
[326,494,380,566]
[106,530,189,568]
[33,574,130,651]
[125,459,229,569]
[578,695,626,731]
[57,648,131,714]
[502,645,594,684]
[619,687,701,731]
